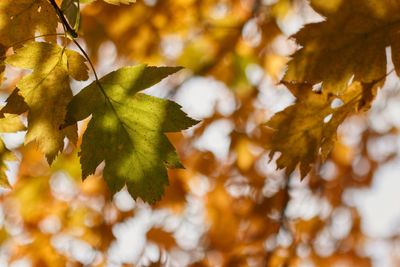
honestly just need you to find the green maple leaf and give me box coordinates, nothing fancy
[5,41,89,163]
[64,65,198,203]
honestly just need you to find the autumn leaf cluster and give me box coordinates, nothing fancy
[0,0,398,266]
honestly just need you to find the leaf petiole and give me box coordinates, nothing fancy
[48,0,78,39]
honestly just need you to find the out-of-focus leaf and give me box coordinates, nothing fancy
[283,0,397,94]
[147,227,176,250]
[0,114,26,133]
[0,114,26,187]
[81,0,136,5]
[0,139,14,188]
[266,82,379,177]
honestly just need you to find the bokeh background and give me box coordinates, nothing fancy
[1,0,400,266]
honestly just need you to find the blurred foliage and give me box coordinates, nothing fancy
[0,0,400,266]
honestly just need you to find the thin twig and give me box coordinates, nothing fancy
[71,39,105,92]
[48,0,78,38]
[47,0,104,92]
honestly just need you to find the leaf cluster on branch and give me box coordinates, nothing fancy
[0,0,198,203]
[0,0,399,266]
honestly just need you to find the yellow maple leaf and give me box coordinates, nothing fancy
[5,41,88,163]
[0,0,58,47]
[283,0,400,95]
[266,81,379,178]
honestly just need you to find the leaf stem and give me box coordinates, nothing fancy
[48,0,78,38]
[47,0,105,93]
[71,39,106,94]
